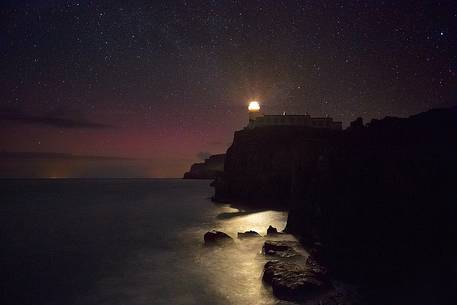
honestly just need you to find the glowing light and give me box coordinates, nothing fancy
[248,101,260,112]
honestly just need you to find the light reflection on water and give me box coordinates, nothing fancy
[185,206,295,305]
[1,179,293,305]
[86,208,293,305]
[80,206,293,305]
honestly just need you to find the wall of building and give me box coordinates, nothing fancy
[247,113,342,130]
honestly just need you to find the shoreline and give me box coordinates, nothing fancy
[202,222,360,305]
[207,106,457,304]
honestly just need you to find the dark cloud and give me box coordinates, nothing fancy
[0,151,135,161]
[196,151,211,161]
[0,108,112,129]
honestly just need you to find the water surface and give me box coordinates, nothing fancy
[0,179,290,305]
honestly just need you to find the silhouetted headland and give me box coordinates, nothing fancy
[183,153,225,179]
[211,106,457,304]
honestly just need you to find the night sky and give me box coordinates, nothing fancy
[1,1,456,178]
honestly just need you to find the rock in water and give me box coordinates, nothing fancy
[263,240,302,258]
[263,260,329,301]
[237,230,261,239]
[204,230,233,245]
[263,240,299,252]
[267,225,280,235]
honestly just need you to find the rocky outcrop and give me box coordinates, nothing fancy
[305,255,328,277]
[263,240,297,252]
[285,107,457,296]
[213,106,457,303]
[263,260,329,301]
[237,230,261,239]
[261,239,353,304]
[212,127,339,205]
[183,154,225,179]
[267,225,282,236]
[263,240,302,258]
[203,230,233,245]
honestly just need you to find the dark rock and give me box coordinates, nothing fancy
[263,260,329,301]
[265,248,301,259]
[263,240,302,258]
[212,106,457,301]
[183,154,225,179]
[285,107,457,297]
[237,230,261,239]
[212,126,339,208]
[349,117,364,130]
[275,301,301,305]
[267,225,281,235]
[203,230,233,245]
[211,175,230,202]
[275,302,301,305]
[305,255,328,277]
[263,240,298,252]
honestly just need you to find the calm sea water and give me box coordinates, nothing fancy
[0,179,290,305]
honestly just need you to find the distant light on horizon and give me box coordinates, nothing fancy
[248,101,260,112]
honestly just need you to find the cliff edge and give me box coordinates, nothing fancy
[213,126,341,206]
[213,106,457,303]
[183,154,225,179]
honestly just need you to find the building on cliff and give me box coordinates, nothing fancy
[247,101,342,130]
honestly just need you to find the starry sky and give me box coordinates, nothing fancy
[1,1,456,178]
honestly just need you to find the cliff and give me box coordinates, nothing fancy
[213,127,340,206]
[183,154,225,179]
[213,107,457,303]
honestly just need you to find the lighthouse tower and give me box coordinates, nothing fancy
[248,101,262,123]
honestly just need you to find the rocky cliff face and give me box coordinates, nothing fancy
[213,107,457,303]
[183,154,225,179]
[288,108,457,293]
[213,127,340,206]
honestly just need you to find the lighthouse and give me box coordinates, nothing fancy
[248,101,262,123]
[245,99,342,130]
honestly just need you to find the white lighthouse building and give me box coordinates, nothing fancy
[246,101,342,130]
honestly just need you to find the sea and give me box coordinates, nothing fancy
[0,179,290,305]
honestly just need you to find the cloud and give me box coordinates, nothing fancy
[196,151,211,161]
[0,108,113,129]
[0,151,135,161]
